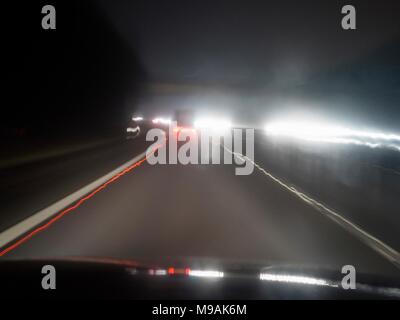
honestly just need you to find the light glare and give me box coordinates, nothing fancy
[126,127,139,133]
[260,273,331,286]
[188,269,224,278]
[132,116,143,121]
[194,117,231,130]
[265,120,400,151]
[152,117,171,125]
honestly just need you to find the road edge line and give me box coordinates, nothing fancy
[0,151,147,251]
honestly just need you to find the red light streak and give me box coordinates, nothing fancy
[0,145,162,257]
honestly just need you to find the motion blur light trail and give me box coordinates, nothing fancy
[265,120,400,151]
[259,273,335,287]
[0,145,163,257]
[152,117,171,125]
[223,145,400,269]
[188,269,224,278]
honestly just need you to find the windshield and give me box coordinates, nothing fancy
[1,0,400,300]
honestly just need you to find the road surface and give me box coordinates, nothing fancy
[1,128,399,278]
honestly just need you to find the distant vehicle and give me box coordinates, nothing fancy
[126,119,141,139]
[174,109,195,128]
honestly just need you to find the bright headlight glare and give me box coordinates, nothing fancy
[194,118,231,130]
[259,273,331,286]
[264,119,400,151]
[152,117,171,125]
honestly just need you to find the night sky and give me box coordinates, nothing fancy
[3,0,400,138]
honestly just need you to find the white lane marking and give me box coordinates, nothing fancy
[0,151,148,250]
[223,146,400,270]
